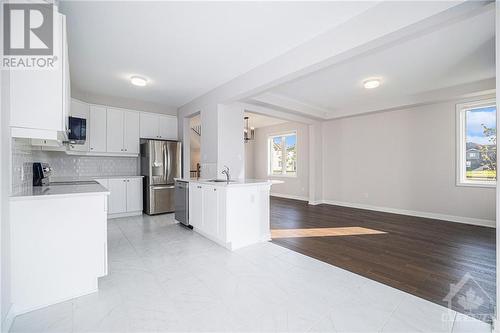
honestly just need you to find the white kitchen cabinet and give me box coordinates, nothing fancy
[89,105,107,152]
[126,178,143,212]
[189,183,226,244]
[159,115,178,140]
[10,13,70,141]
[68,99,89,152]
[106,108,125,153]
[100,177,143,217]
[203,185,220,238]
[140,113,159,139]
[106,108,140,154]
[189,183,203,228]
[140,113,178,140]
[107,178,127,214]
[124,111,140,154]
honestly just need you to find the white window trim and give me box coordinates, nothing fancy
[456,98,496,188]
[268,131,297,178]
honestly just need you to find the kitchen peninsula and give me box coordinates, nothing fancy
[178,179,278,250]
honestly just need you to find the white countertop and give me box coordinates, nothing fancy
[10,183,110,201]
[174,178,282,187]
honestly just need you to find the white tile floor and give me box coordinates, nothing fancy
[10,214,491,333]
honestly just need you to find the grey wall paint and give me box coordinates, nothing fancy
[252,121,310,199]
[322,96,496,222]
[72,86,177,115]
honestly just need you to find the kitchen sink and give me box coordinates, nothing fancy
[207,179,235,183]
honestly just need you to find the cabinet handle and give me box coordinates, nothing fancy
[124,149,127,151]
[90,147,94,150]
[197,186,202,189]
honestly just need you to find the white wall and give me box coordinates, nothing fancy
[1,68,12,330]
[252,122,309,200]
[217,104,245,180]
[322,96,496,225]
[245,140,255,179]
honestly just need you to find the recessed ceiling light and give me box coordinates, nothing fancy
[130,76,147,87]
[363,78,381,89]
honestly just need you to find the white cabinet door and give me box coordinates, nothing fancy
[123,111,140,154]
[68,100,89,152]
[140,113,159,139]
[126,178,143,212]
[159,116,178,140]
[203,185,219,238]
[89,106,107,152]
[189,183,203,228]
[106,108,124,153]
[10,13,65,138]
[70,99,89,118]
[107,179,127,214]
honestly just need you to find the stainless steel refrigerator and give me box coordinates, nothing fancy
[140,139,182,215]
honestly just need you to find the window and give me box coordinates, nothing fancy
[268,132,297,177]
[457,99,496,187]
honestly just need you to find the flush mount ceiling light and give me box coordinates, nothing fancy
[130,76,147,87]
[363,78,381,89]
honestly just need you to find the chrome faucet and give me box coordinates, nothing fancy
[221,165,230,183]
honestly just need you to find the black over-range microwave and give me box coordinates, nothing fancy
[68,116,87,144]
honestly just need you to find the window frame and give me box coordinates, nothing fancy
[456,98,496,188]
[267,131,298,178]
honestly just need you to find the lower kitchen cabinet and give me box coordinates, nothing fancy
[188,183,226,244]
[188,181,272,250]
[96,177,143,217]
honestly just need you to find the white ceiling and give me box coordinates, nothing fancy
[60,1,377,109]
[252,6,495,119]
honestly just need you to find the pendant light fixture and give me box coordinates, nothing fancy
[244,116,255,142]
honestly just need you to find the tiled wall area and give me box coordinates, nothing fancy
[11,138,33,195]
[31,151,139,178]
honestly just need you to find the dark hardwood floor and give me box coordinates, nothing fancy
[270,197,496,322]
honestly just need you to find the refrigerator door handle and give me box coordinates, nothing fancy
[163,144,167,181]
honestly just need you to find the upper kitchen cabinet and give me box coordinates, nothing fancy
[159,115,178,140]
[106,108,140,154]
[140,113,178,140]
[10,12,70,141]
[89,105,107,153]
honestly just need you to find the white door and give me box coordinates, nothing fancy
[68,100,89,152]
[89,106,107,152]
[126,178,143,212]
[140,113,159,139]
[189,183,203,228]
[107,179,127,214]
[159,116,178,140]
[106,108,124,153]
[123,111,140,154]
[203,185,219,238]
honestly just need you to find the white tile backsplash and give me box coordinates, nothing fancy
[31,151,139,179]
[12,138,33,195]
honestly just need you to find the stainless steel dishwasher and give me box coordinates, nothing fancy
[174,180,191,228]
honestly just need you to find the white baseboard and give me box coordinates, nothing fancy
[308,200,322,206]
[270,193,308,202]
[320,199,495,228]
[108,211,142,219]
[2,304,15,333]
